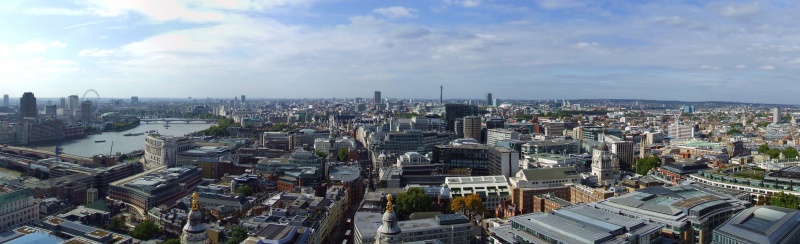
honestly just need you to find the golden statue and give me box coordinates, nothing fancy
[386,194,393,212]
[191,192,200,211]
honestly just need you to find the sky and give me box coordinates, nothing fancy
[1,0,800,103]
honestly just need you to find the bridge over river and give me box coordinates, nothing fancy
[138,118,217,124]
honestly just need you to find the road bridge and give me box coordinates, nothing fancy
[138,118,217,124]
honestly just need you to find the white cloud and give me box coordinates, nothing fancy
[573,42,598,48]
[373,6,417,19]
[735,64,747,69]
[391,27,430,39]
[788,59,800,65]
[536,0,587,10]
[652,16,709,31]
[461,0,481,8]
[63,20,106,30]
[79,49,115,57]
[699,65,721,70]
[718,2,761,21]
[14,40,64,53]
[759,65,775,70]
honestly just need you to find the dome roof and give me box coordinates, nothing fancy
[378,211,401,234]
[597,142,609,151]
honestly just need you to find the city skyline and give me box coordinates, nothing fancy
[2,1,800,103]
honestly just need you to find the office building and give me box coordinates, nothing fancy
[445,175,510,210]
[130,96,138,104]
[508,167,580,214]
[2,94,8,107]
[521,139,579,155]
[80,100,92,122]
[240,95,246,104]
[371,130,456,157]
[487,128,519,148]
[486,93,493,106]
[487,205,663,244]
[59,97,66,109]
[488,147,519,178]
[0,189,39,233]
[44,105,56,116]
[463,116,481,141]
[434,144,492,175]
[20,92,37,120]
[444,104,476,132]
[773,107,781,124]
[374,91,382,104]
[712,206,800,244]
[668,122,695,141]
[485,117,504,129]
[144,134,194,167]
[607,137,634,171]
[109,166,201,217]
[592,184,750,244]
[68,95,79,110]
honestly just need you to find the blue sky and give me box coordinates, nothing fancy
[1,0,800,103]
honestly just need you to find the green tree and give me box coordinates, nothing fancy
[726,129,742,135]
[226,225,248,244]
[162,239,181,244]
[759,144,770,154]
[315,151,328,158]
[234,185,254,197]
[106,216,128,234]
[767,149,782,159]
[636,156,660,175]
[337,147,349,162]
[396,188,432,216]
[129,219,162,240]
[770,192,800,210]
[784,147,799,159]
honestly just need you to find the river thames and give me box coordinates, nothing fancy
[32,122,215,158]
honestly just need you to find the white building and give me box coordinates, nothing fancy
[314,137,357,154]
[668,122,695,141]
[592,143,616,186]
[487,129,519,147]
[509,167,581,189]
[396,152,431,167]
[144,134,194,167]
[444,176,511,210]
[0,189,39,233]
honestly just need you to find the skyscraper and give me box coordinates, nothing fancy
[81,101,93,122]
[773,107,780,124]
[131,96,139,105]
[486,93,493,106]
[444,104,476,132]
[463,116,482,141]
[374,91,382,104]
[20,92,37,120]
[241,95,246,104]
[68,95,79,110]
[59,97,66,109]
[2,94,8,107]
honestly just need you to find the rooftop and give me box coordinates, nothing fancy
[714,206,800,244]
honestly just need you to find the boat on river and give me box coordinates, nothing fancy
[95,140,106,143]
